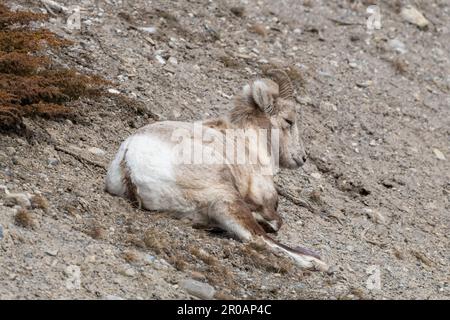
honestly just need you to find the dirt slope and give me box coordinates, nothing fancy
[0,0,449,299]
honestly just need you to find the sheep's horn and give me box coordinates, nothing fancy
[266,69,294,99]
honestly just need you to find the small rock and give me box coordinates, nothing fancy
[143,254,156,264]
[0,224,3,240]
[4,193,31,208]
[163,65,176,74]
[311,172,322,179]
[5,147,15,155]
[348,62,358,69]
[388,38,407,54]
[122,268,136,277]
[401,5,429,29]
[432,148,446,161]
[107,88,120,94]
[4,167,12,178]
[364,208,386,224]
[168,40,177,49]
[87,147,106,157]
[349,33,361,42]
[11,157,21,165]
[84,255,96,263]
[48,157,60,166]
[138,26,156,34]
[168,56,178,65]
[155,55,166,65]
[16,138,26,146]
[0,185,8,194]
[356,80,372,88]
[180,279,215,300]
[295,95,314,106]
[45,249,59,256]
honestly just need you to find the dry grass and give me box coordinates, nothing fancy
[138,224,296,296]
[143,229,169,255]
[125,234,146,248]
[0,3,46,28]
[0,52,48,75]
[385,0,403,14]
[14,208,36,228]
[411,250,433,267]
[168,254,188,271]
[204,264,234,286]
[393,247,405,260]
[350,287,366,300]
[303,0,314,8]
[190,247,219,266]
[285,65,306,88]
[218,54,241,69]
[0,29,70,53]
[142,224,242,292]
[153,8,178,23]
[249,23,267,37]
[0,3,106,132]
[239,244,295,274]
[122,250,140,264]
[30,194,49,212]
[148,8,193,42]
[309,189,323,204]
[85,224,107,240]
[391,57,408,74]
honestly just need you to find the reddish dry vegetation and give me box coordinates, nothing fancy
[0,3,106,132]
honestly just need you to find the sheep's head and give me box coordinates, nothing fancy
[232,69,307,169]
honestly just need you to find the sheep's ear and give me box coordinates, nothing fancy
[251,80,278,114]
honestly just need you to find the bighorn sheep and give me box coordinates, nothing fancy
[105,70,327,271]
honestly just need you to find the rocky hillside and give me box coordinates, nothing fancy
[0,0,449,299]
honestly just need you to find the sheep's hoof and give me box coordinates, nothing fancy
[311,258,329,272]
[292,254,329,272]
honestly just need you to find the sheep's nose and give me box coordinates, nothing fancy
[295,152,307,165]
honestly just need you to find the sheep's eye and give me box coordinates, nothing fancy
[284,118,294,127]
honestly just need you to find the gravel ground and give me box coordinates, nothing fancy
[0,0,449,299]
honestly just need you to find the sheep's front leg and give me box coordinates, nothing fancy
[208,199,266,242]
[208,199,328,271]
